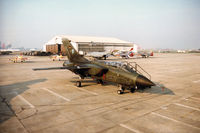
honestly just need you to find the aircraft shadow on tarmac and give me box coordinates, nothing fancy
[0,78,47,124]
[137,82,175,95]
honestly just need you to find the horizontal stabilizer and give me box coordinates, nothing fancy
[33,67,68,71]
[33,66,91,71]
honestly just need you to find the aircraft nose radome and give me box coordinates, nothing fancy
[136,75,155,87]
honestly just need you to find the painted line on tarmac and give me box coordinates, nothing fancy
[42,88,70,102]
[120,124,141,133]
[14,92,35,108]
[174,103,200,112]
[190,97,200,101]
[66,85,98,96]
[193,80,200,83]
[151,112,200,130]
[76,87,98,96]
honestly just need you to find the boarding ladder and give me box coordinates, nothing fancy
[125,61,151,80]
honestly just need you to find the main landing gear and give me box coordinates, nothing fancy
[117,87,125,94]
[117,85,136,94]
[96,79,104,85]
[76,76,84,87]
[76,81,81,87]
[75,76,105,87]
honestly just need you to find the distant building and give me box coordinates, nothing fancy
[158,49,177,53]
[43,35,136,55]
[177,50,186,53]
[0,43,12,50]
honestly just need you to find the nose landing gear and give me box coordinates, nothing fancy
[130,87,136,93]
[117,86,125,94]
[117,85,136,94]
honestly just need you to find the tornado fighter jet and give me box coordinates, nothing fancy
[33,38,155,94]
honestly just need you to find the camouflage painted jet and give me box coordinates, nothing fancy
[33,38,155,94]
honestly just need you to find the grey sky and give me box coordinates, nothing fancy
[0,0,200,49]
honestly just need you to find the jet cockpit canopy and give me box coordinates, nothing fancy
[103,61,135,73]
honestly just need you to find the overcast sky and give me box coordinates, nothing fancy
[0,0,200,49]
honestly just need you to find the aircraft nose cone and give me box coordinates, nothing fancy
[136,75,155,87]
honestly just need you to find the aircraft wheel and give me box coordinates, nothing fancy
[76,81,81,87]
[121,86,125,91]
[100,80,104,85]
[137,85,145,91]
[96,79,103,85]
[97,80,101,84]
[117,90,123,94]
[130,88,135,93]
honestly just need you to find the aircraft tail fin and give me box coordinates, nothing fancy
[128,48,135,57]
[62,38,89,63]
[129,48,134,51]
[150,51,153,56]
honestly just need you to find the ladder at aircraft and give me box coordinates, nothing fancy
[126,61,151,80]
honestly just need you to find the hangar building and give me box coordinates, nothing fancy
[43,35,137,55]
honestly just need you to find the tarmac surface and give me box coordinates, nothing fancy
[0,53,200,133]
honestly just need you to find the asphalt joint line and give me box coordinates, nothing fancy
[0,95,30,133]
